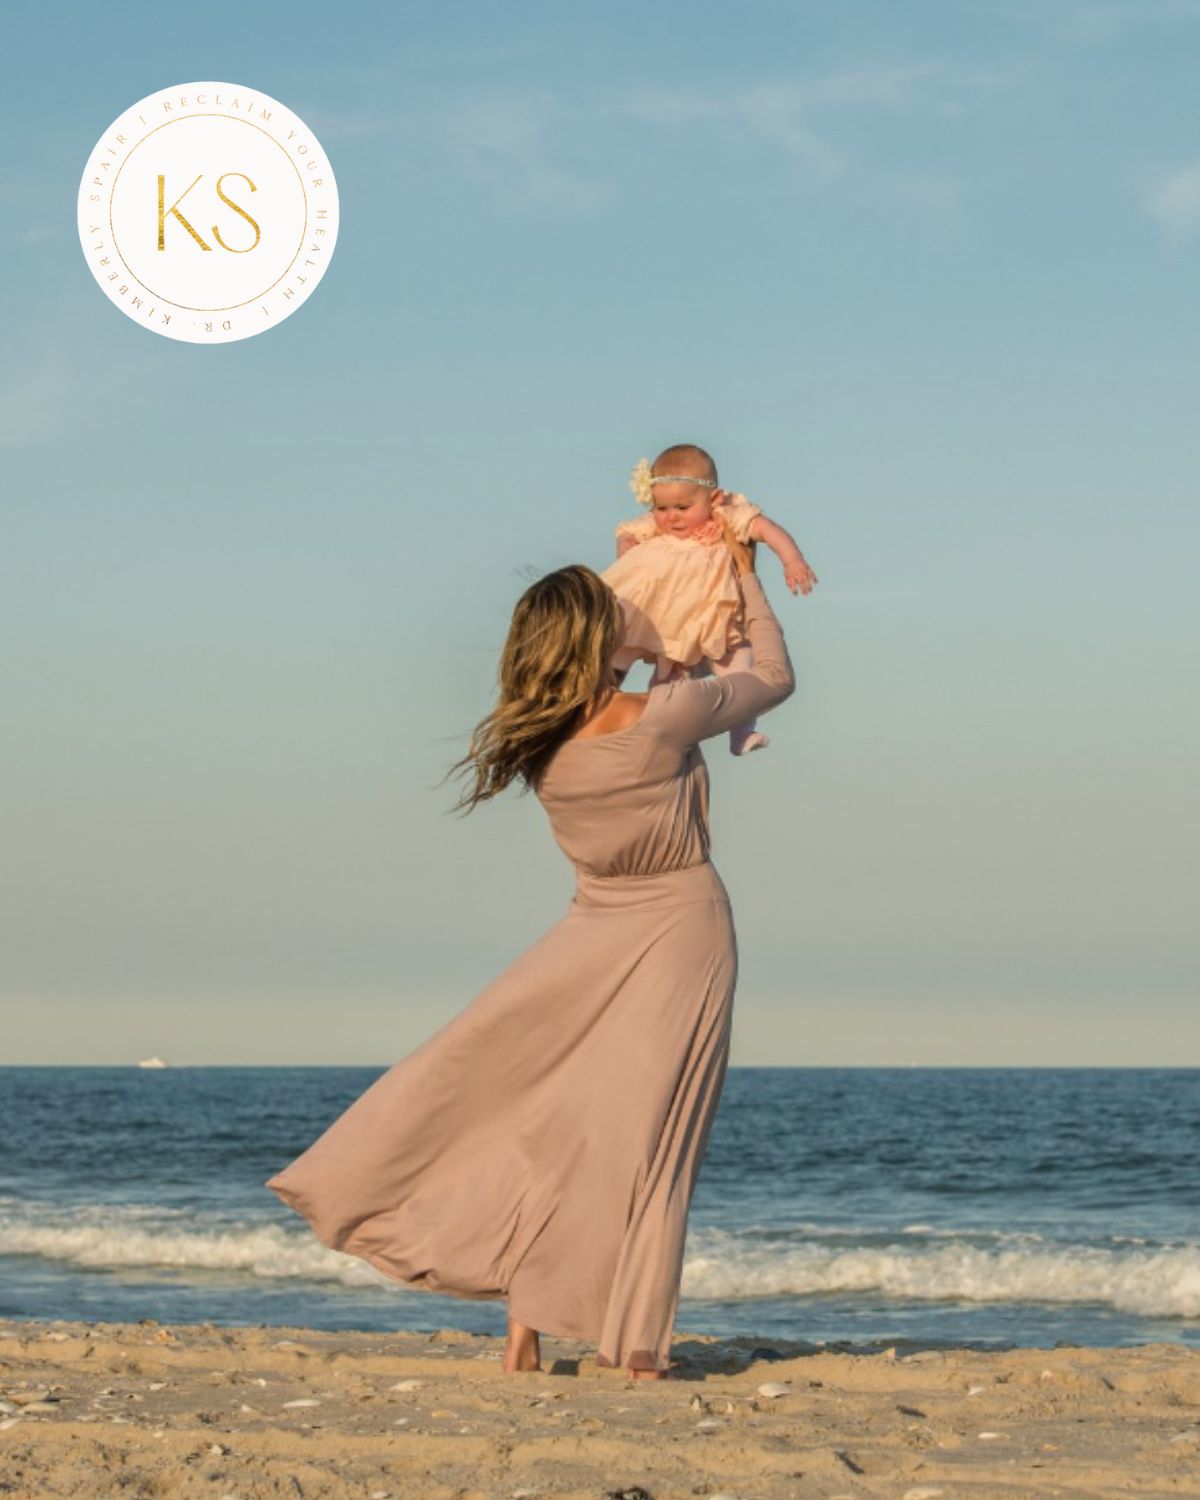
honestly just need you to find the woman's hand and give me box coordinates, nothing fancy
[715,501,756,577]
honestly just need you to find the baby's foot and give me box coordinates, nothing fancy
[730,729,770,756]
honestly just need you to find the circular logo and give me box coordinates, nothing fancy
[77,82,339,344]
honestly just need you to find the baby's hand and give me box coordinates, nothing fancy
[784,551,818,595]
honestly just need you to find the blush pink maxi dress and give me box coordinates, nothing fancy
[265,572,795,1371]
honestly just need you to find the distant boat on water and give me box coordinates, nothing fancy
[137,1057,168,1069]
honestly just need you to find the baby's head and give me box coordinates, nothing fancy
[644,443,721,538]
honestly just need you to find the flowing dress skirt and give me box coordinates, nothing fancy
[265,858,736,1372]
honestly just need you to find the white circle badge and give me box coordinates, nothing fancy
[78,82,339,343]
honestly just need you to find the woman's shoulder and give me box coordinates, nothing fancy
[563,688,651,744]
[613,689,651,729]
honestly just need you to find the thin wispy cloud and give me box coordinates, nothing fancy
[0,350,173,454]
[1050,0,1200,45]
[1146,163,1200,241]
[0,354,80,453]
[429,92,610,210]
[0,226,59,247]
[311,87,611,210]
[881,170,963,212]
[618,60,1023,191]
[312,59,1017,211]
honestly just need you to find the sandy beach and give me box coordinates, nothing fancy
[2,1320,1198,1499]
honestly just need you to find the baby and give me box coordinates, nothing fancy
[601,442,816,755]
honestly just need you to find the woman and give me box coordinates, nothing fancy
[265,520,795,1379]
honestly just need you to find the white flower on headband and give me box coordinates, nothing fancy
[629,457,655,508]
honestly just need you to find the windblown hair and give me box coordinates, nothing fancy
[445,564,624,814]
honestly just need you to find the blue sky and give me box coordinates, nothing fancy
[2,0,1197,1064]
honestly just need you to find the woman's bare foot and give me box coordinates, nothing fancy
[501,1314,542,1374]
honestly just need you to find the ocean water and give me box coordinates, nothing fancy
[1,1066,1197,1350]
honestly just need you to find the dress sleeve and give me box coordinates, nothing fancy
[717,492,764,543]
[615,513,659,544]
[652,573,795,747]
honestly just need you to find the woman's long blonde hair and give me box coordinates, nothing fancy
[445,564,624,814]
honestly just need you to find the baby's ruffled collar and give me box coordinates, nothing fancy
[649,515,726,546]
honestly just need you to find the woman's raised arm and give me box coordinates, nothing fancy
[653,572,796,748]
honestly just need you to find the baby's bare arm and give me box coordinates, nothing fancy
[748,514,818,594]
[749,512,805,562]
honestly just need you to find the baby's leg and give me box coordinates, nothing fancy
[710,642,770,755]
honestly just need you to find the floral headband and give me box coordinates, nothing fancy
[629,456,718,508]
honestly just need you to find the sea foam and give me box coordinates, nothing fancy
[2,1203,1199,1318]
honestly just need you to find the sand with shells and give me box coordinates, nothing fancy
[2,1319,1199,1499]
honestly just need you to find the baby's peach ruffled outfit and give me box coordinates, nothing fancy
[600,490,771,756]
[600,493,763,669]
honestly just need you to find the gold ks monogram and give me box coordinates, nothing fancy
[156,173,261,253]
